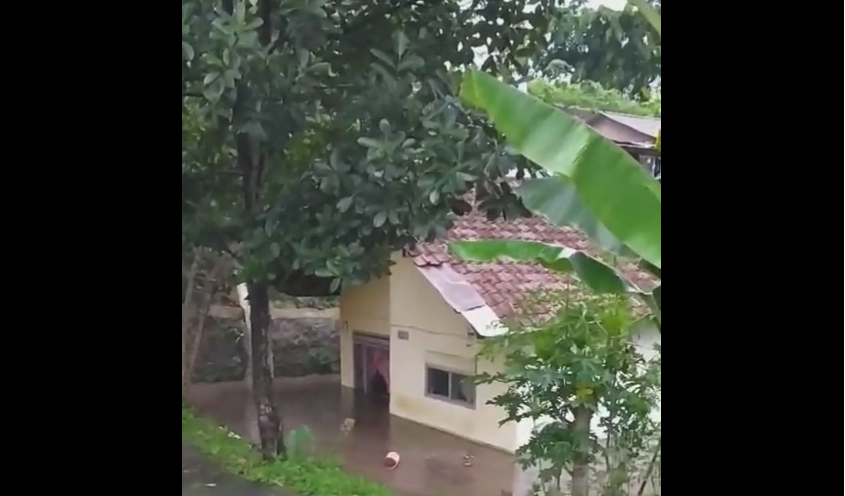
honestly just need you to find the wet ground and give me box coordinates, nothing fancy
[182,443,289,496]
[188,376,523,496]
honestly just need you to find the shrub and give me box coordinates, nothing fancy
[182,407,398,496]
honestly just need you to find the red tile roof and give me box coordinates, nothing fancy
[407,211,653,318]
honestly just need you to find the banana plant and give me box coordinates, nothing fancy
[459,71,661,268]
[450,3,662,326]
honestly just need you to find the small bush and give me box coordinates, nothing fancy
[182,407,398,496]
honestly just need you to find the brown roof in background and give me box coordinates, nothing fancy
[599,112,662,138]
[408,211,654,318]
[562,107,661,145]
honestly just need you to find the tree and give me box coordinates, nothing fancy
[480,290,660,496]
[450,5,663,326]
[181,0,570,459]
[451,70,662,328]
[183,109,235,399]
[527,79,661,117]
[539,0,661,99]
[182,249,232,400]
[453,11,664,493]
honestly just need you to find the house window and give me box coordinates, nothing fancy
[426,366,476,408]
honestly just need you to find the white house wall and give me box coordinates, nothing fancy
[338,274,392,389]
[389,256,517,453]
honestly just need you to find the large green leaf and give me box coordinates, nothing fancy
[461,71,662,269]
[450,240,662,332]
[449,240,640,295]
[518,177,635,258]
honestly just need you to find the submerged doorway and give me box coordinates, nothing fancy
[352,333,391,399]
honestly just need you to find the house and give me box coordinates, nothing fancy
[566,109,662,177]
[338,211,660,454]
[585,111,660,145]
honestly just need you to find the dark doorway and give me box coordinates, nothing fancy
[352,333,391,402]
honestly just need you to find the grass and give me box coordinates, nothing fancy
[182,406,398,496]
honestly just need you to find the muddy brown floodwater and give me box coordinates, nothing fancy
[188,376,531,496]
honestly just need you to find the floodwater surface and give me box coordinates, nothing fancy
[188,376,526,496]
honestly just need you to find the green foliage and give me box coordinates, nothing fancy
[182,407,399,496]
[452,240,634,295]
[181,0,581,295]
[628,0,661,37]
[287,426,316,458]
[453,70,662,329]
[477,292,660,496]
[461,71,661,269]
[540,0,661,98]
[181,0,582,459]
[182,101,239,254]
[454,6,664,493]
[527,80,660,117]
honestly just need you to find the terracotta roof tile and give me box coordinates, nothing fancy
[409,211,655,318]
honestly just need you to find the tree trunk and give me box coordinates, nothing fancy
[247,281,286,459]
[183,253,228,400]
[637,437,661,496]
[224,0,282,461]
[243,320,253,389]
[184,280,215,396]
[571,406,594,496]
[182,252,201,401]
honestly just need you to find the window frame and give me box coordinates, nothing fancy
[424,365,477,409]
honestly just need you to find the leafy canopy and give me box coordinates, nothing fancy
[450,4,663,328]
[528,79,661,117]
[452,70,662,327]
[181,0,586,295]
[540,0,661,99]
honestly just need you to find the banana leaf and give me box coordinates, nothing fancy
[450,240,662,329]
[517,177,635,258]
[448,240,641,295]
[461,71,662,269]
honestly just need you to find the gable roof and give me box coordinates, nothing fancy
[563,108,661,144]
[598,112,662,139]
[407,211,654,335]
